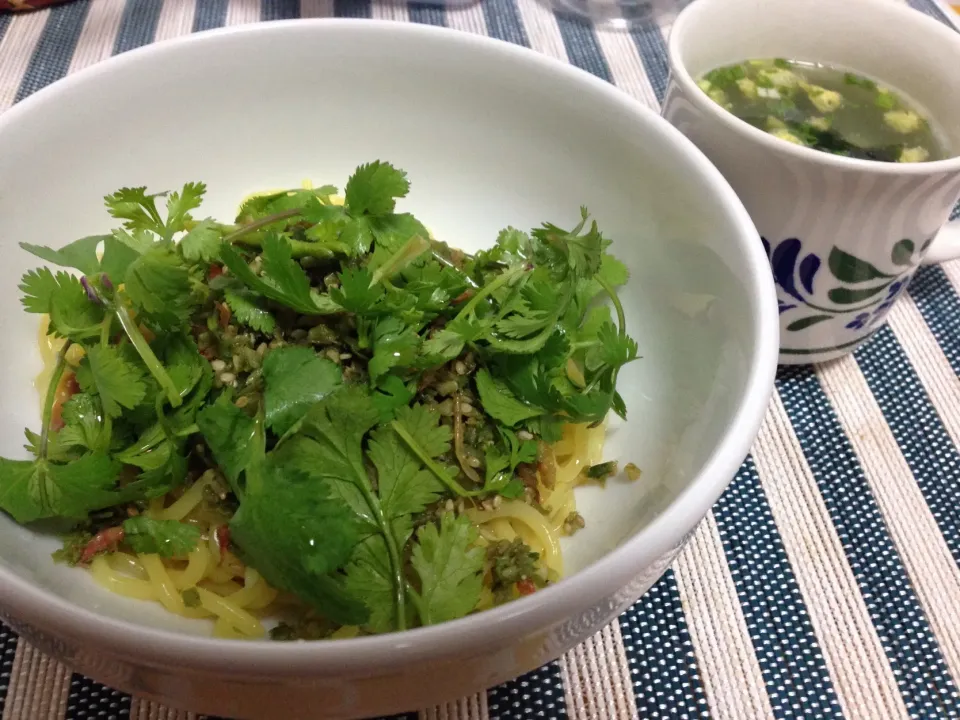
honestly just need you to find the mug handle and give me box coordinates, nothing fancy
[922,219,960,265]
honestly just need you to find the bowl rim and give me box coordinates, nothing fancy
[0,18,779,675]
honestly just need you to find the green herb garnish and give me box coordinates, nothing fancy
[0,161,639,636]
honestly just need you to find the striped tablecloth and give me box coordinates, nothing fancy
[2,1,960,719]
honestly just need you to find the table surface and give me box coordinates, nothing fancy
[2,0,960,719]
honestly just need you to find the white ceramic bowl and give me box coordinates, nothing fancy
[0,20,778,719]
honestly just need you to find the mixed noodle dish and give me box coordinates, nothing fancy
[1,162,640,640]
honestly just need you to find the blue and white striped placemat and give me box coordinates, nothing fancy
[1,1,960,718]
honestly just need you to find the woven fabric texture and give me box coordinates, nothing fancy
[1,0,959,718]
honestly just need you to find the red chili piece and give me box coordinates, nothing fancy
[215,525,231,561]
[517,578,537,596]
[79,527,125,565]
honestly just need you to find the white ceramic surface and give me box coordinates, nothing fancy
[662,0,960,364]
[0,20,778,719]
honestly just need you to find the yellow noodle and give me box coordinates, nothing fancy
[213,617,247,639]
[489,518,517,541]
[195,587,264,637]
[141,554,187,615]
[169,546,210,591]
[476,587,495,611]
[147,497,165,517]
[207,531,222,565]
[467,500,562,575]
[90,556,156,600]
[106,552,148,580]
[242,584,279,611]
[514,524,543,556]
[477,526,501,544]
[200,580,245,595]
[158,474,216,521]
[223,568,266,609]
[207,564,239,584]
[331,626,360,640]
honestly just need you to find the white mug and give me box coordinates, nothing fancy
[662,0,960,364]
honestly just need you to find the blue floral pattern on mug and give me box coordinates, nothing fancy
[762,236,927,332]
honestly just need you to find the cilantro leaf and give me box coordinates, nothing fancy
[482,427,537,496]
[419,312,486,367]
[122,516,201,558]
[109,227,154,255]
[345,161,410,217]
[596,320,639,368]
[506,429,538,466]
[237,187,336,224]
[116,431,177,471]
[574,253,629,315]
[472,227,531,268]
[297,385,381,482]
[75,345,147,417]
[392,405,452,458]
[270,436,377,532]
[268,385,383,535]
[100,233,143,281]
[224,289,276,334]
[230,458,368,625]
[495,279,561,340]
[301,199,372,258]
[531,208,604,281]
[401,260,469,313]
[329,267,384,314]
[157,333,206,398]
[58,394,104,452]
[368,424,443,541]
[19,235,104,276]
[343,537,397,633]
[499,479,526,499]
[0,454,121,524]
[164,182,206,238]
[123,245,195,324]
[291,386,419,627]
[261,347,342,436]
[179,218,224,262]
[368,317,420,383]
[410,513,484,625]
[19,269,104,342]
[220,234,338,315]
[474,368,544,427]
[576,305,614,346]
[419,328,467,366]
[493,332,613,424]
[196,394,257,486]
[18,268,61,314]
[483,447,510,489]
[119,445,189,502]
[105,187,165,236]
[24,428,73,463]
[341,421,450,632]
[371,375,415,423]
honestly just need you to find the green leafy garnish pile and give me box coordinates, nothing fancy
[0,161,638,637]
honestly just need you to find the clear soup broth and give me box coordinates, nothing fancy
[698,58,950,163]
